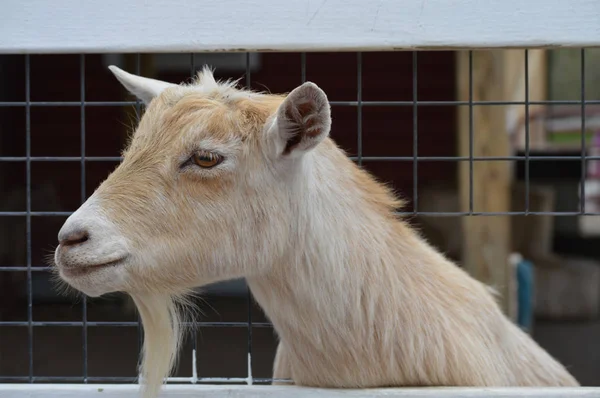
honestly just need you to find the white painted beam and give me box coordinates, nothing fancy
[1,0,600,53]
[2,385,600,398]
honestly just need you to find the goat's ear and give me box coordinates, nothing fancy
[108,65,176,105]
[269,82,331,157]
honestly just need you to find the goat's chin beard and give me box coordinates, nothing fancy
[130,292,195,398]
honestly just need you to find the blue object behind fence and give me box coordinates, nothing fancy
[516,258,534,333]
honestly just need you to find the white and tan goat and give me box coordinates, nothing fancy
[53,66,579,398]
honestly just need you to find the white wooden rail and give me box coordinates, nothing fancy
[2,385,600,398]
[1,0,600,53]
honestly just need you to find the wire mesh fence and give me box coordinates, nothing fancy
[0,49,597,385]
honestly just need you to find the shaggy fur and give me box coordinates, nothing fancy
[53,66,578,398]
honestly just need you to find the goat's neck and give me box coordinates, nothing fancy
[247,153,443,350]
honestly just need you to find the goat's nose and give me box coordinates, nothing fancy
[59,228,90,247]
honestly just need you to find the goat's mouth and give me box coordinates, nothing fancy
[59,257,127,278]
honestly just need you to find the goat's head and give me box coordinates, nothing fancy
[53,66,332,298]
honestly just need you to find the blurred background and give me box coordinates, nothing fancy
[0,50,599,385]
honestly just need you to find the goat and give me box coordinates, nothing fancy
[53,66,579,398]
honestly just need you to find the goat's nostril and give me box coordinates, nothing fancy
[60,230,90,247]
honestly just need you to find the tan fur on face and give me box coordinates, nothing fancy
[58,67,578,398]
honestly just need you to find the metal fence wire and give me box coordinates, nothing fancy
[0,49,596,384]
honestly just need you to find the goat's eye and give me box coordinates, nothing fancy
[192,151,223,169]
